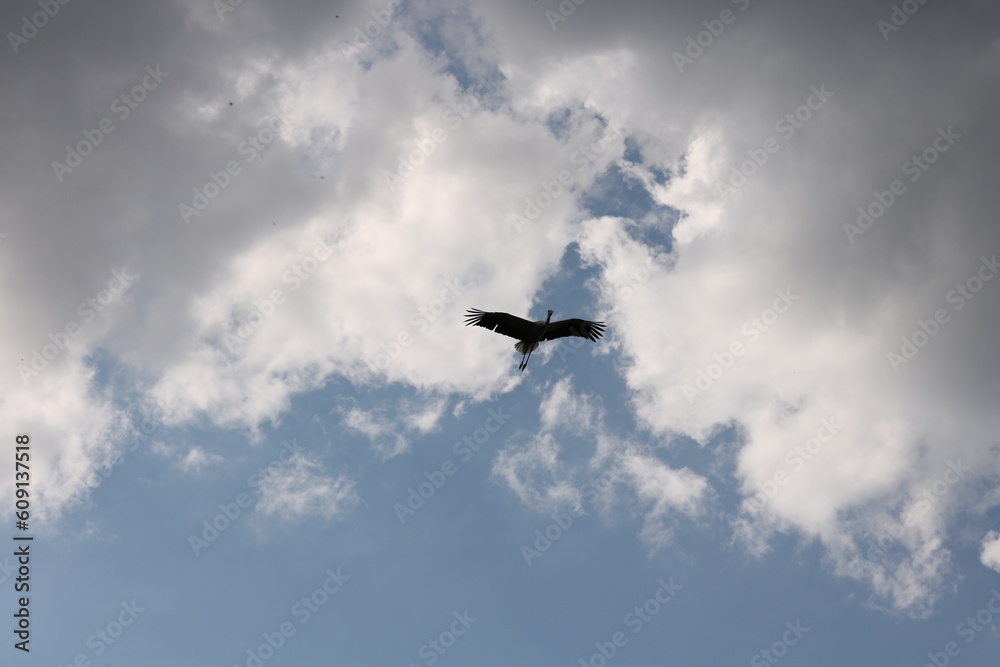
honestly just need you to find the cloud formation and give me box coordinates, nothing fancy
[256,452,358,521]
[2,0,997,619]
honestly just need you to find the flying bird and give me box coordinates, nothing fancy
[465,308,606,371]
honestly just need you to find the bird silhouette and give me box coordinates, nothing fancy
[465,308,605,371]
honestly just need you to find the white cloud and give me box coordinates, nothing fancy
[493,432,578,511]
[3,0,997,621]
[1,4,634,522]
[342,407,409,460]
[139,36,624,429]
[493,378,710,543]
[981,531,1000,574]
[0,359,132,524]
[341,396,448,460]
[255,452,357,521]
[179,447,225,474]
[570,39,1000,613]
[405,398,449,433]
[538,376,601,433]
[150,441,225,474]
[621,450,709,550]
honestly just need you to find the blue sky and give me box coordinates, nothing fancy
[3,0,1000,665]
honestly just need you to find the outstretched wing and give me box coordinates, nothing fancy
[465,309,536,340]
[541,318,606,342]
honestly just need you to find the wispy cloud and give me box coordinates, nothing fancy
[493,377,710,548]
[256,452,358,521]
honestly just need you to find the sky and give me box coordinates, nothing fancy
[2,0,1000,664]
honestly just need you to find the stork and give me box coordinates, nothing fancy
[464,308,606,371]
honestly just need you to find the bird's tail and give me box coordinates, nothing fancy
[515,341,538,355]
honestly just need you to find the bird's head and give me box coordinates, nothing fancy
[546,309,554,318]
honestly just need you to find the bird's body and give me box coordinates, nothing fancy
[465,308,606,371]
